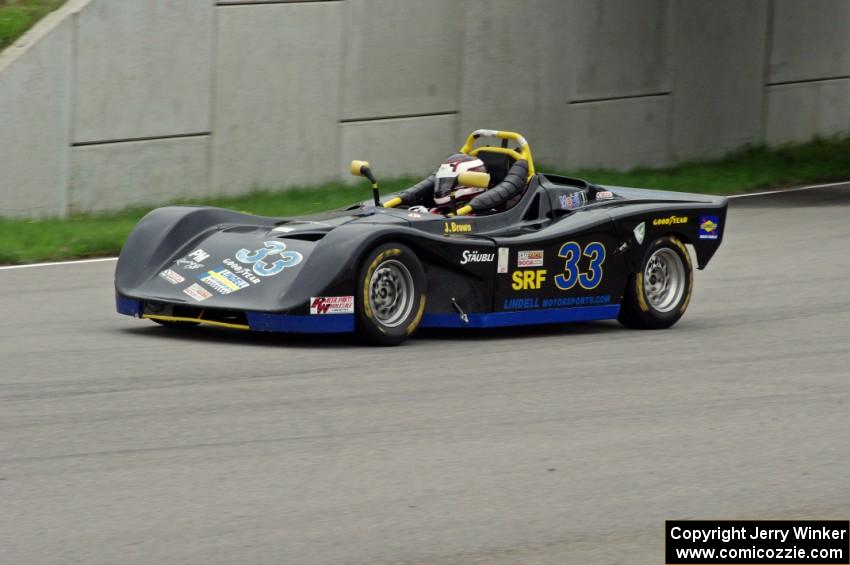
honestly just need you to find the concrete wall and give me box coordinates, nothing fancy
[2,0,850,218]
[0,10,71,217]
[212,2,343,194]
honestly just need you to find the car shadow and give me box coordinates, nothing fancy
[119,319,623,348]
[414,320,621,342]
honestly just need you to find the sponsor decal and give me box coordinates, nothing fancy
[271,226,295,233]
[158,269,185,285]
[310,296,354,315]
[208,268,250,290]
[517,250,544,268]
[444,221,473,234]
[699,215,720,240]
[198,273,236,295]
[497,247,509,274]
[559,191,587,210]
[542,295,611,308]
[503,297,540,310]
[183,283,212,302]
[187,249,210,262]
[222,258,262,284]
[460,250,494,265]
[175,259,204,270]
[407,212,422,218]
[503,294,612,310]
[596,190,614,200]
[633,222,646,245]
[511,269,547,290]
[652,215,688,227]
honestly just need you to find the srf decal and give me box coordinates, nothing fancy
[698,215,720,240]
[511,269,547,290]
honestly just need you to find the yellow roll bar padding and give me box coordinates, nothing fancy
[456,205,474,216]
[457,170,490,189]
[143,314,250,331]
[459,129,535,178]
[350,160,370,177]
[384,196,403,208]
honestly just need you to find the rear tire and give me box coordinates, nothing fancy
[356,242,426,346]
[618,235,693,329]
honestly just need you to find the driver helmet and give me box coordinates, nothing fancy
[433,153,488,206]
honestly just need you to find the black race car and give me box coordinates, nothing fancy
[116,130,727,345]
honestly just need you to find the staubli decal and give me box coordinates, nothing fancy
[460,250,494,265]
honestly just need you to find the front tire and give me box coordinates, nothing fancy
[618,235,693,329]
[356,242,426,346]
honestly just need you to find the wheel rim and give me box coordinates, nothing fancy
[643,248,686,313]
[368,259,415,327]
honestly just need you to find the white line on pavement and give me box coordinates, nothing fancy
[728,181,849,199]
[0,257,118,271]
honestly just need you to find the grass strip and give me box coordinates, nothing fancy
[0,0,66,51]
[1,137,849,264]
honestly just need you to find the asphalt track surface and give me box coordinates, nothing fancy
[2,185,849,564]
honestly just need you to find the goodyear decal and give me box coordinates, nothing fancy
[652,215,688,227]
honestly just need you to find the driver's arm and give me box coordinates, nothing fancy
[396,174,436,207]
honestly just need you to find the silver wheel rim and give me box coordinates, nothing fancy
[369,259,415,327]
[643,248,686,313]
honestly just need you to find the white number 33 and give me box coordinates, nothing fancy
[235,241,303,276]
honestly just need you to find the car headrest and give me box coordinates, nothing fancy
[468,160,529,213]
[475,150,515,187]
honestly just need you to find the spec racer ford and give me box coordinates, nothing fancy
[116,130,726,345]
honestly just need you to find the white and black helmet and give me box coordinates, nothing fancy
[433,153,488,206]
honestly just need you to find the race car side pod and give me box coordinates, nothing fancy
[350,160,382,207]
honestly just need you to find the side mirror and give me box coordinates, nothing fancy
[350,160,371,178]
[349,160,381,206]
[458,171,491,189]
